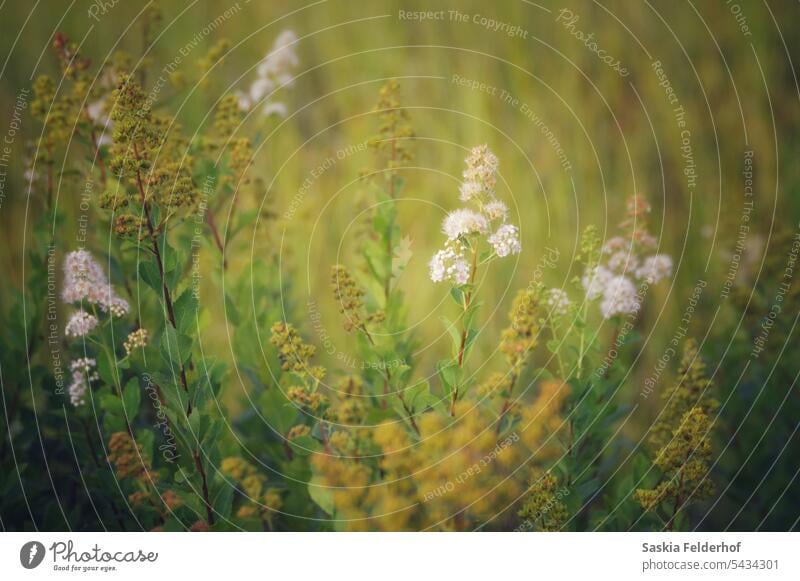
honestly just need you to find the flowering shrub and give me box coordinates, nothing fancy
[1,4,797,534]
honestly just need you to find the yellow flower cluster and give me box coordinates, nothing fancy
[648,339,718,451]
[518,472,569,531]
[636,339,717,526]
[197,39,231,84]
[107,431,166,508]
[108,74,199,232]
[123,328,149,356]
[221,456,283,522]
[269,321,324,379]
[311,382,568,531]
[369,79,414,179]
[330,265,385,334]
[500,288,540,370]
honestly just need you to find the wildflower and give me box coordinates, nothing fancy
[635,407,715,522]
[442,208,489,240]
[65,310,98,337]
[477,371,513,399]
[197,38,230,82]
[636,254,673,284]
[430,146,519,285]
[286,424,311,441]
[236,30,298,116]
[108,431,152,481]
[287,386,328,412]
[221,457,253,481]
[258,30,299,84]
[500,288,539,368]
[649,339,718,451]
[68,358,98,407]
[330,265,384,333]
[62,250,106,303]
[483,199,508,221]
[599,275,639,319]
[518,472,568,531]
[602,236,630,255]
[105,296,130,317]
[124,328,149,355]
[62,250,128,315]
[544,288,571,317]
[460,144,499,201]
[488,224,521,257]
[369,79,414,173]
[607,250,638,275]
[581,264,613,300]
[264,488,283,512]
[429,242,470,285]
[269,322,316,374]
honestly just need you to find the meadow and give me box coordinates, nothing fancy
[0,0,798,531]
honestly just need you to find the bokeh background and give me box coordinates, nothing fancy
[1,0,799,530]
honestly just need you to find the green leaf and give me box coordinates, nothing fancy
[449,286,465,306]
[99,393,123,416]
[440,315,462,358]
[225,294,241,326]
[138,260,162,293]
[436,360,462,397]
[160,325,193,367]
[259,388,297,435]
[308,477,334,515]
[122,378,141,417]
[403,381,437,413]
[173,291,199,335]
[212,479,234,520]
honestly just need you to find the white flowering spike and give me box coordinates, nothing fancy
[65,310,98,338]
[429,242,471,285]
[442,208,489,240]
[239,30,299,117]
[600,276,640,319]
[483,199,508,221]
[460,144,499,201]
[258,30,299,84]
[68,358,98,407]
[488,224,521,257]
[636,254,673,284]
[62,250,128,317]
[545,288,571,317]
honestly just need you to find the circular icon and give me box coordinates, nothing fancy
[19,541,45,569]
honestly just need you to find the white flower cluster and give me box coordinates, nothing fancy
[429,241,471,286]
[65,310,98,338]
[545,288,571,317]
[62,250,132,407]
[62,250,129,316]
[236,30,299,117]
[488,224,522,258]
[68,358,98,407]
[582,234,672,319]
[429,145,521,284]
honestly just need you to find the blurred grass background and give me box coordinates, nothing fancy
[1,0,799,418]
